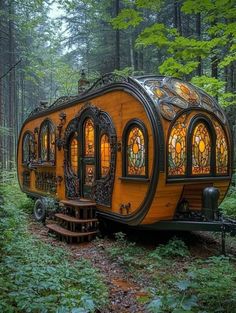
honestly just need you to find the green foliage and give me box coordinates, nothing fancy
[111,8,143,29]
[191,75,225,97]
[105,234,189,272]
[191,76,236,106]
[147,256,236,313]
[0,178,34,213]
[219,186,236,218]
[113,66,144,77]
[135,0,163,11]
[159,58,199,77]
[148,237,189,260]
[0,184,108,313]
[111,0,236,106]
[106,232,146,269]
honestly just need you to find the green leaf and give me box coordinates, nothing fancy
[111,9,143,29]
[147,298,162,313]
[181,295,198,310]
[175,280,192,291]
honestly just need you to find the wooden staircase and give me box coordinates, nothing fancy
[47,199,99,243]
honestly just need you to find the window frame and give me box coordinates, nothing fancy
[38,119,56,164]
[99,132,111,179]
[83,117,95,158]
[187,116,215,177]
[69,133,79,175]
[122,119,148,179]
[22,131,34,164]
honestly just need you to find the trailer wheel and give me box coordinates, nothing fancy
[33,199,46,222]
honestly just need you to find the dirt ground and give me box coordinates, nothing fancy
[28,219,236,313]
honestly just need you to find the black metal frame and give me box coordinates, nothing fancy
[187,114,216,177]
[122,118,149,179]
[22,131,34,164]
[64,118,80,199]
[80,115,96,199]
[38,118,56,165]
[68,133,79,176]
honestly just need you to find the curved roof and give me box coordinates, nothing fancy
[132,75,226,124]
[28,73,226,125]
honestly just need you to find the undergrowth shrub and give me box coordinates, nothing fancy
[147,256,236,313]
[148,237,189,260]
[0,182,108,313]
[219,185,236,218]
[105,232,146,268]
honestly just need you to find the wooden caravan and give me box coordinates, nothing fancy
[17,74,233,239]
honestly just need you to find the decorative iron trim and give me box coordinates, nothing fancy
[35,171,57,194]
[64,118,80,199]
[84,73,128,94]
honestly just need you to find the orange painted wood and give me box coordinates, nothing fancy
[17,89,231,226]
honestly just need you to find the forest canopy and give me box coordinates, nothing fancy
[0,0,235,170]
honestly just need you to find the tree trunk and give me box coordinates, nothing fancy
[174,1,182,35]
[196,13,202,76]
[115,0,120,70]
[211,56,218,79]
[8,1,15,170]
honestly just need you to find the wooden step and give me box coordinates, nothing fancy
[47,223,98,237]
[55,213,98,223]
[60,199,96,207]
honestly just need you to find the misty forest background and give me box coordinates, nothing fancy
[0,0,235,172]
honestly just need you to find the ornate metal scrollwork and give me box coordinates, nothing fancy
[56,112,67,150]
[93,110,117,207]
[64,118,80,199]
[64,160,79,199]
[22,170,30,188]
[85,73,128,94]
[35,171,57,194]
[49,96,78,108]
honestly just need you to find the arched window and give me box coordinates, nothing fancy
[100,134,111,178]
[22,132,34,163]
[84,118,95,157]
[168,115,187,176]
[214,121,228,175]
[123,120,148,177]
[191,122,212,175]
[39,120,55,163]
[168,114,229,179]
[70,135,78,174]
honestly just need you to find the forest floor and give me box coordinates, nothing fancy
[28,219,236,313]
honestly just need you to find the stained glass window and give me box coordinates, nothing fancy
[84,119,94,157]
[173,80,199,104]
[100,134,111,177]
[40,123,48,161]
[39,120,55,162]
[214,121,228,174]
[168,116,187,176]
[22,132,34,163]
[70,136,78,174]
[127,126,146,176]
[192,123,211,175]
[85,164,95,186]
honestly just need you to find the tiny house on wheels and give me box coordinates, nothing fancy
[17,74,235,243]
